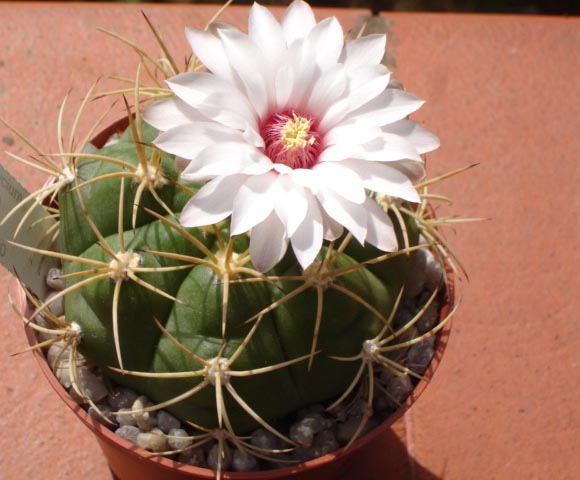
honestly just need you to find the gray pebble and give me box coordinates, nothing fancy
[335,416,378,444]
[232,449,258,472]
[310,430,339,458]
[424,249,444,292]
[46,268,65,290]
[393,305,415,329]
[108,387,139,411]
[77,367,108,403]
[403,248,427,299]
[88,404,115,426]
[167,428,192,450]
[407,336,436,374]
[158,410,181,434]
[250,428,282,451]
[348,399,370,419]
[207,443,232,471]
[178,447,206,467]
[45,291,64,317]
[115,408,138,427]
[414,291,440,334]
[296,404,325,420]
[384,374,413,407]
[116,425,141,445]
[386,325,417,362]
[290,414,329,448]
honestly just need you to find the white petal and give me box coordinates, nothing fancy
[313,162,366,204]
[272,175,309,237]
[249,3,286,64]
[275,62,294,109]
[290,191,323,269]
[303,17,344,71]
[364,198,398,252]
[174,156,189,173]
[250,211,289,272]
[180,142,272,182]
[323,118,382,147]
[340,34,386,71]
[345,64,391,114]
[184,27,240,87]
[289,168,320,194]
[307,64,348,117]
[218,28,271,119]
[347,88,425,126]
[317,187,367,245]
[387,159,426,181]
[180,174,247,227]
[317,143,359,163]
[354,135,422,162]
[167,72,257,131]
[381,119,440,154]
[142,97,207,131]
[339,159,420,203]
[318,96,351,133]
[321,208,344,241]
[153,122,244,160]
[281,0,316,46]
[230,173,277,235]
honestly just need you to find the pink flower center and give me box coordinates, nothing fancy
[260,110,322,169]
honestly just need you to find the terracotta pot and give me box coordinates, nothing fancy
[17,118,455,480]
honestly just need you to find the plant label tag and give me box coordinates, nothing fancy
[0,164,59,299]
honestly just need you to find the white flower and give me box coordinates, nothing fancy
[144,0,439,272]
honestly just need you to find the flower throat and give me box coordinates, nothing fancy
[260,110,322,169]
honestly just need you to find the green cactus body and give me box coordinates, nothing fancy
[59,122,419,433]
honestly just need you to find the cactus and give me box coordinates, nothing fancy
[55,117,424,434]
[1,1,473,476]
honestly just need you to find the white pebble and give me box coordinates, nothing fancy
[167,428,192,450]
[137,428,168,452]
[132,396,158,431]
[232,449,258,472]
[116,425,141,445]
[47,341,72,389]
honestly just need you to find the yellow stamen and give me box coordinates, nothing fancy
[280,114,315,151]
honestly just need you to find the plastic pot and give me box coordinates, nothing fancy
[16,118,455,480]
